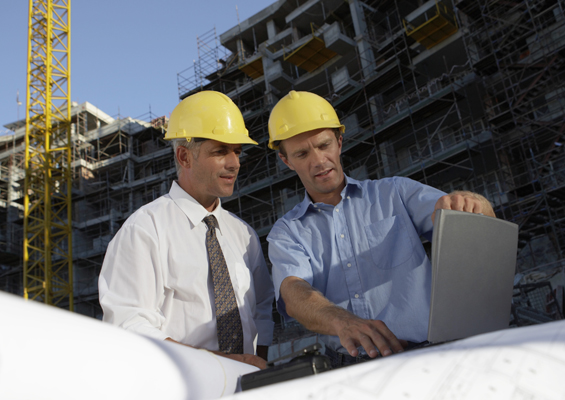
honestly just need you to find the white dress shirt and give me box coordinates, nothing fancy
[99,181,274,354]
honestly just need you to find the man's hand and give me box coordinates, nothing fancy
[432,191,495,224]
[164,338,267,369]
[281,277,405,359]
[335,313,407,358]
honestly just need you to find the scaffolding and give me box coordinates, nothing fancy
[173,0,564,337]
[404,0,458,49]
[68,107,173,317]
[1,0,564,337]
[459,0,565,273]
[177,27,233,98]
[0,103,173,318]
[178,0,492,229]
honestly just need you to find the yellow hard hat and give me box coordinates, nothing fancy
[165,91,257,145]
[268,90,345,150]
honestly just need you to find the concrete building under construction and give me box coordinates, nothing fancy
[1,0,564,341]
[1,104,172,317]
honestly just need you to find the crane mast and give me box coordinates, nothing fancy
[23,0,73,310]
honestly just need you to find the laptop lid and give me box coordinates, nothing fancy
[427,209,519,343]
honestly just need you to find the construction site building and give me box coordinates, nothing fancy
[177,0,565,328]
[1,0,564,344]
[1,104,173,317]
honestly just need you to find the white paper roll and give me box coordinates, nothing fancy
[0,291,258,400]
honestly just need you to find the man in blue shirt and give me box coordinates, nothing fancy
[266,91,495,368]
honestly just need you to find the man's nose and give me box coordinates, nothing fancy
[226,151,240,170]
[311,148,326,166]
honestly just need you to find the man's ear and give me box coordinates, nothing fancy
[176,146,191,169]
[278,152,295,171]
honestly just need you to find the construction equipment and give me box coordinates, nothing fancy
[23,0,73,309]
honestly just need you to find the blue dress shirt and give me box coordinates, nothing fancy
[267,176,446,352]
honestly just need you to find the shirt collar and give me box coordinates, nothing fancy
[169,181,225,233]
[343,174,363,193]
[291,175,363,220]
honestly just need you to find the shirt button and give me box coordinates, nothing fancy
[313,204,317,208]
[335,208,340,212]
[355,294,359,299]
[318,209,321,212]
[340,234,345,238]
[347,263,352,267]
[347,196,350,199]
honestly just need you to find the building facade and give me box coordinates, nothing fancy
[1,0,564,344]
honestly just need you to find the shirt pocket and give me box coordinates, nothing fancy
[364,215,413,269]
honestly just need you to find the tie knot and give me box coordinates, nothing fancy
[203,215,219,230]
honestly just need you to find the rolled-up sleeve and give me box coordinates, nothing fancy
[98,223,169,341]
[267,221,313,321]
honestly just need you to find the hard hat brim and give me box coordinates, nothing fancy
[164,132,258,145]
[268,123,344,150]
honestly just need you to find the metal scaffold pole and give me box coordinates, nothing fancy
[23,0,73,310]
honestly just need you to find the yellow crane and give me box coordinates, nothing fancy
[23,0,73,310]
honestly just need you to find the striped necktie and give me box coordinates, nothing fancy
[203,215,244,354]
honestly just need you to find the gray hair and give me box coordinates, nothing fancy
[171,138,204,178]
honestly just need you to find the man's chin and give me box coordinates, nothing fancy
[315,177,341,189]
[219,187,235,198]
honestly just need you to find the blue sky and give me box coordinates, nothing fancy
[0,1,270,133]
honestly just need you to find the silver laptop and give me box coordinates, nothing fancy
[427,209,519,343]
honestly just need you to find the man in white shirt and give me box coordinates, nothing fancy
[99,91,274,369]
